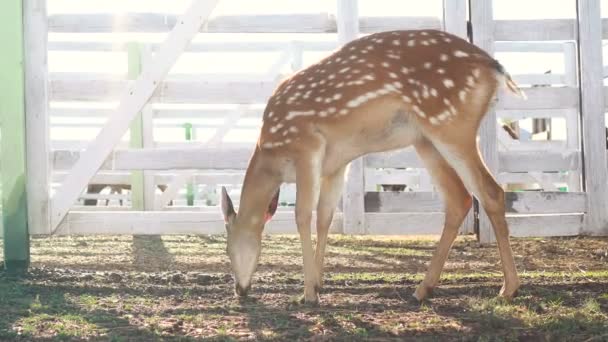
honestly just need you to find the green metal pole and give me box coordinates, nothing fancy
[128,43,145,210]
[183,123,194,206]
[0,0,30,273]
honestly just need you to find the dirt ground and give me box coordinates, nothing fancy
[0,234,607,341]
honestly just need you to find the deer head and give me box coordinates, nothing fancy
[220,186,279,296]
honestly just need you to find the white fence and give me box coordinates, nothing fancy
[21,0,608,242]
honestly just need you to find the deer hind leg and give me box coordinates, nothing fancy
[295,150,324,305]
[433,140,520,300]
[314,165,346,292]
[413,138,473,301]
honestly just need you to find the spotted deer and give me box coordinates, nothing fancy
[220,29,525,305]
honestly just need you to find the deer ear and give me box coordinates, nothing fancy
[220,186,236,224]
[264,188,280,222]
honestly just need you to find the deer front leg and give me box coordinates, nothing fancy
[413,139,472,301]
[314,165,346,292]
[295,153,323,305]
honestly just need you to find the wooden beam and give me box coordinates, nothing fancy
[442,0,468,39]
[54,211,343,236]
[0,0,30,272]
[365,213,582,237]
[471,0,498,244]
[364,191,587,214]
[577,0,608,235]
[128,42,145,211]
[50,0,220,232]
[338,0,365,235]
[24,0,50,235]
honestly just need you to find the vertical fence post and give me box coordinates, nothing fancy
[1,0,30,272]
[443,0,475,235]
[470,0,499,244]
[24,0,50,235]
[128,43,146,210]
[338,0,364,235]
[563,42,581,192]
[576,0,608,235]
[184,123,195,206]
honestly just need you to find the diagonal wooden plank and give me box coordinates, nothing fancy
[50,0,220,232]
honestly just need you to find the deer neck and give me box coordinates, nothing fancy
[234,149,281,233]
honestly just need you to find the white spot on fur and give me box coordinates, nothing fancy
[392,40,400,46]
[270,123,284,133]
[339,109,348,115]
[402,95,411,103]
[285,111,316,120]
[393,81,403,89]
[339,67,350,73]
[401,67,410,74]
[437,68,445,74]
[472,68,481,78]
[453,50,469,58]
[421,40,429,46]
[459,90,467,102]
[440,54,449,62]
[467,76,475,87]
[289,126,299,133]
[413,105,426,118]
[407,40,415,47]
[381,62,390,68]
[424,62,432,69]
[430,88,438,97]
[443,79,455,88]
[429,117,440,125]
[389,72,398,79]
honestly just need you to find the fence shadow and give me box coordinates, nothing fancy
[131,235,176,271]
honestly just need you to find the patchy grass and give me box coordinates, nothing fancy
[0,234,607,341]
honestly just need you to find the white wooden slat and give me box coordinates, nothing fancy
[499,150,580,172]
[563,42,581,192]
[50,0,221,232]
[112,147,254,170]
[471,0,498,244]
[53,171,246,186]
[50,77,278,104]
[359,16,441,33]
[508,214,583,237]
[577,0,608,235]
[364,191,586,214]
[49,13,334,33]
[497,87,578,110]
[50,75,577,107]
[47,38,573,54]
[24,0,50,235]
[48,12,443,34]
[497,109,576,120]
[365,149,579,172]
[338,0,365,235]
[442,0,467,39]
[54,211,343,235]
[50,147,582,173]
[48,40,339,53]
[494,19,576,41]
[365,213,583,237]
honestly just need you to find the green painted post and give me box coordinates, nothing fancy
[0,0,30,273]
[128,43,145,210]
[183,123,194,206]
